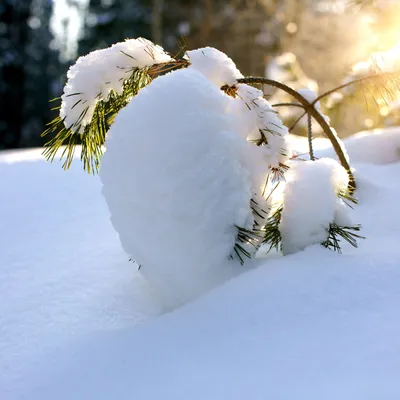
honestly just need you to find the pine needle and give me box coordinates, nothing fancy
[231,226,262,265]
[322,223,364,253]
[262,205,283,252]
[42,67,154,173]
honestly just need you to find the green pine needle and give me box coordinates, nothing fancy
[42,67,153,174]
[262,205,283,253]
[337,189,359,210]
[231,225,262,265]
[322,223,365,253]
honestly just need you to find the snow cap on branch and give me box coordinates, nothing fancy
[60,38,172,134]
[186,47,243,87]
[280,158,350,255]
[236,83,291,170]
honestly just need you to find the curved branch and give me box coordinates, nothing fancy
[237,77,355,192]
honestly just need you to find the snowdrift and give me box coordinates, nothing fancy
[1,129,400,399]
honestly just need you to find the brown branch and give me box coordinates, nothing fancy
[237,77,355,193]
[271,102,304,108]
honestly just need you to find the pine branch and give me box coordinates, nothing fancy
[322,223,364,253]
[42,67,152,173]
[262,205,283,253]
[42,60,188,174]
[337,189,358,208]
[237,77,356,194]
[231,226,262,265]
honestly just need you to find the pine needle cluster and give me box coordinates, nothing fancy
[322,223,364,253]
[42,59,188,174]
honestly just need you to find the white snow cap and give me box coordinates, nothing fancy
[100,67,259,308]
[298,88,319,107]
[236,83,291,169]
[280,158,350,255]
[60,38,172,134]
[186,47,243,87]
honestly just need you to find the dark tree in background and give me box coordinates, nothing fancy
[0,0,60,150]
[0,0,31,149]
[79,0,152,55]
[1,0,399,150]
[22,0,60,147]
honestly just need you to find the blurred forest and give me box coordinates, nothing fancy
[1,0,400,150]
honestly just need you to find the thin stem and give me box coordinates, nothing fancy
[271,102,304,108]
[237,77,355,192]
[311,70,400,107]
[307,113,315,161]
[288,110,307,132]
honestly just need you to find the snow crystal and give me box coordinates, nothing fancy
[280,158,350,255]
[60,38,172,134]
[100,67,260,308]
[186,47,243,87]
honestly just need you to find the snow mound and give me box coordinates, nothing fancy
[280,158,350,254]
[60,38,171,133]
[0,150,161,398]
[341,127,400,165]
[100,67,262,308]
[2,131,400,399]
[186,47,243,87]
[301,127,400,166]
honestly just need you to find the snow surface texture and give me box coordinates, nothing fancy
[280,158,350,255]
[0,149,161,399]
[2,129,400,399]
[100,67,265,308]
[60,38,171,133]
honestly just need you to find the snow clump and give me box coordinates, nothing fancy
[100,67,262,308]
[186,47,243,87]
[60,38,172,134]
[279,158,350,255]
[237,83,291,171]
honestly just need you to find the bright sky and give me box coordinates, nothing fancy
[50,0,90,61]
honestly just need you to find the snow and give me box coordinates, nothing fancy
[60,38,172,133]
[301,127,400,166]
[297,87,319,104]
[337,127,400,165]
[100,67,261,308]
[186,47,243,87]
[236,83,290,169]
[280,158,350,255]
[2,129,400,399]
[0,148,161,399]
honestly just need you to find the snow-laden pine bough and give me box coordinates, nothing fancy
[42,38,374,306]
